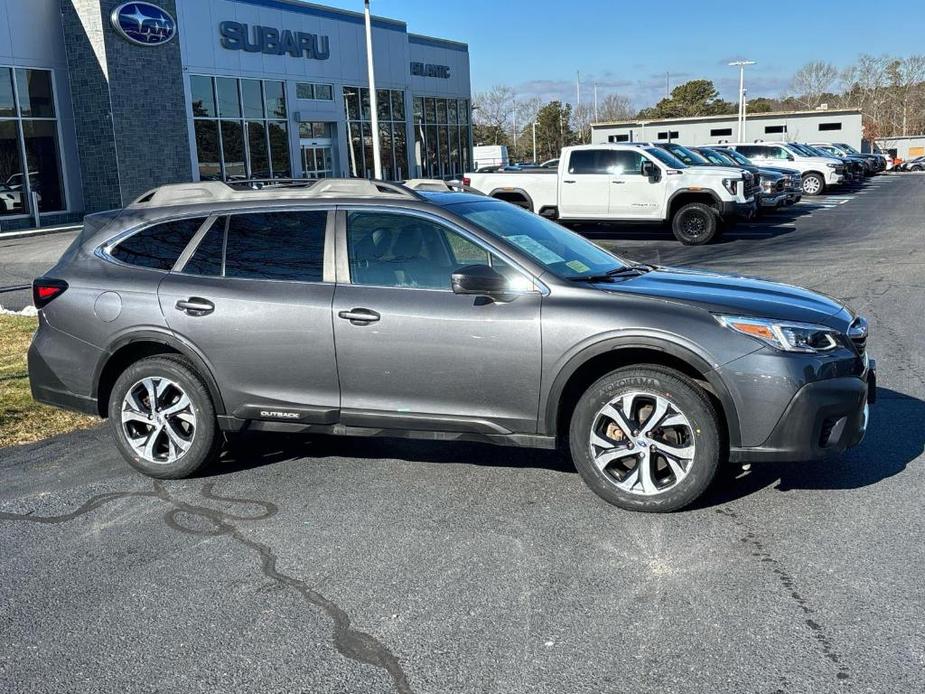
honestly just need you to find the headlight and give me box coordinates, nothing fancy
[722,178,739,195]
[826,163,838,169]
[715,315,840,353]
[761,180,775,192]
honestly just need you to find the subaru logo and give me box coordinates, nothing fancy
[111,2,177,46]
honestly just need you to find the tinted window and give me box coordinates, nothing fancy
[111,217,206,270]
[710,128,732,137]
[222,211,326,282]
[347,211,518,290]
[819,122,842,131]
[764,125,785,134]
[611,150,646,175]
[568,149,618,174]
[183,218,225,276]
[735,145,768,158]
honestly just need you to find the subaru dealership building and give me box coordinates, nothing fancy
[0,0,472,231]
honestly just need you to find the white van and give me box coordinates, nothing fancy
[473,145,509,171]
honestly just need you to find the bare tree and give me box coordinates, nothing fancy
[790,61,839,108]
[842,54,892,135]
[597,93,633,122]
[887,55,925,134]
[472,84,515,144]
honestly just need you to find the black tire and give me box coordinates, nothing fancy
[568,365,721,512]
[671,202,719,245]
[801,172,825,196]
[108,355,220,479]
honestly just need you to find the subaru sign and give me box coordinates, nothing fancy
[219,21,331,61]
[110,2,177,46]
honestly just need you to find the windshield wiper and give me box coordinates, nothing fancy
[566,264,655,282]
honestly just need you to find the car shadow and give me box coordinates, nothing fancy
[693,387,923,508]
[202,387,922,511]
[570,219,797,246]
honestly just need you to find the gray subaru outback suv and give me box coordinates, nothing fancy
[28,178,875,512]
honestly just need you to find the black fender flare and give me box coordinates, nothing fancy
[92,327,227,415]
[488,187,535,211]
[540,334,742,447]
[667,188,723,211]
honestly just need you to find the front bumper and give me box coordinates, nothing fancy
[785,190,802,204]
[759,191,787,208]
[827,171,844,185]
[730,359,876,463]
[718,198,757,219]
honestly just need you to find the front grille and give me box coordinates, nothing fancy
[835,165,845,174]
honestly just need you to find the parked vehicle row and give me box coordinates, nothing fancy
[29,177,876,512]
[462,138,878,245]
[895,155,925,172]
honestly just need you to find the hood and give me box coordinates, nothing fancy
[801,155,841,166]
[682,165,747,177]
[755,168,785,180]
[758,166,801,176]
[597,266,849,327]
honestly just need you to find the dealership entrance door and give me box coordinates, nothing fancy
[299,122,336,178]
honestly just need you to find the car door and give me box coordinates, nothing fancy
[331,208,542,434]
[559,149,614,218]
[157,208,340,422]
[608,149,664,219]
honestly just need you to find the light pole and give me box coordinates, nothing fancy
[364,0,382,179]
[532,120,537,163]
[729,60,756,142]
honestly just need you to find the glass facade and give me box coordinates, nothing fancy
[0,67,65,217]
[413,96,470,179]
[343,86,408,180]
[190,75,291,181]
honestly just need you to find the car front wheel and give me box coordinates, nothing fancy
[108,355,220,479]
[671,202,719,245]
[802,173,825,196]
[569,366,721,512]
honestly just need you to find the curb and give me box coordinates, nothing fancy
[0,224,82,240]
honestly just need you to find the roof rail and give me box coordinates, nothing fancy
[403,178,488,196]
[129,178,424,208]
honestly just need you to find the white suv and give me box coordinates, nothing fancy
[724,142,844,196]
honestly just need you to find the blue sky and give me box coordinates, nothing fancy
[315,0,925,109]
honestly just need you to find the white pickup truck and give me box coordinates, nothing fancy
[462,144,757,245]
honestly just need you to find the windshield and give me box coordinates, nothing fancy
[645,147,688,169]
[698,148,736,166]
[449,200,627,279]
[718,148,752,167]
[665,145,710,166]
[836,143,860,154]
[786,143,814,156]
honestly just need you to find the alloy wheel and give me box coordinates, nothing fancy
[121,377,196,464]
[803,176,822,195]
[588,391,696,496]
[682,210,707,237]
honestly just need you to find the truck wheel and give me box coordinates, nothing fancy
[802,173,825,196]
[108,355,220,479]
[569,365,721,512]
[671,202,719,245]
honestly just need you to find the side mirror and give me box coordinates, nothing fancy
[451,264,511,296]
[786,154,795,161]
[641,160,659,180]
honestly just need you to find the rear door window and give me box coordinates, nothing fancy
[568,149,618,175]
[110,217,207,270]
[181,211,327,282]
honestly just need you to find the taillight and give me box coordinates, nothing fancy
[462,176,471,187]
[33,278,68,309]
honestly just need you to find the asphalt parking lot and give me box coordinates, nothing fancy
[2,174,923,693]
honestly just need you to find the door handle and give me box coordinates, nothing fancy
[612,180,626,184]
[175,297,215,315]
[563,179,576,184]
[338,308,380,324]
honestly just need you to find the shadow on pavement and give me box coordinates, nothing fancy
[696,387,923,508]
[203,387,922,510]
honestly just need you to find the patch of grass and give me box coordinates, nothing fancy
[0,314,98,448]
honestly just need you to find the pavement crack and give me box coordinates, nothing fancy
[1,481,414,694]
[716,507,850,683]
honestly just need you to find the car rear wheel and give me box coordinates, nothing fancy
[671,202,719,245]
[568,366,721,512]
[802,173,825,196]
[108,355,220,479]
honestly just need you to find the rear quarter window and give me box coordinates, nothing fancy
[110,217,207,270]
